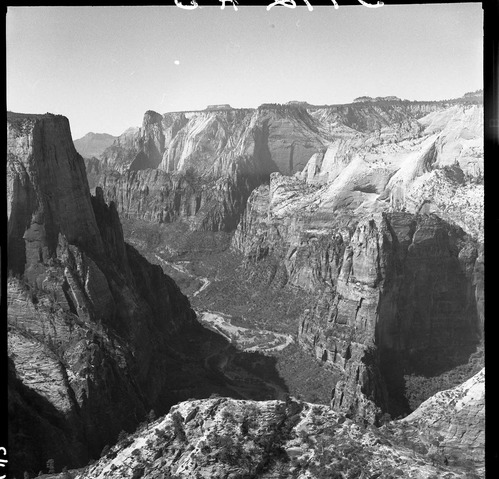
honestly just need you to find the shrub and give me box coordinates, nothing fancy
[100,444,111,457]
[46,458,55,474]
[131,448,142,457]
[61,467,73,479]
[131,466,145,479]
[172,412,186,442]
[147,409,157,423]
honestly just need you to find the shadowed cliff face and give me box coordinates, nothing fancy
[233,174,483,423]
[7,112,288,476]
[8,113,105,277]
[7,113,195,470]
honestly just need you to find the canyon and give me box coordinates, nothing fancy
[83,92,483,422]
[6,90,484,477]
[6,112,289,476]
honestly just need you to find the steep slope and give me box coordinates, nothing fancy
[233,177,483,422]
[80,95,484,426]
[86,104,328,231]
[6,112,279,477]
[300,102,483,240]
[400,368,485,466]
[73,373,484,479]
[85,95,482,239]
[73,132,116,159]
[232,99,483,422]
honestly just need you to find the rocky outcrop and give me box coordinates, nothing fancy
[401,368,485,466]
[233,167,483,423]
[6,112,237,475]
[300,103,484,240]
[73,394,484,479]
[7,112,106,277]
[232,101,484,422]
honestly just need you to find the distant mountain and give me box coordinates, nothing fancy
[353,95,402,103]
[74,132,116,158]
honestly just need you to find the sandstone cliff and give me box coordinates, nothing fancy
[81,96,484,426]
[6,112,241,475]
[229,96,483,425]
[85,104,329,231]
[400,368,485,467]
[86,95,482,240]
[233,167,483,423]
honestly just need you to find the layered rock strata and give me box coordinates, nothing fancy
[6,112,231,474]
[86,104,329,231]
[233,169,483,423]
[401,368,485,466]
[85,95,483,239]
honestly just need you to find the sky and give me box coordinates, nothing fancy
[6,3,483,140]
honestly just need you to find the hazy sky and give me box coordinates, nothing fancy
[7,3,483,139]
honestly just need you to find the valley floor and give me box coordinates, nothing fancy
[121,218,341,405]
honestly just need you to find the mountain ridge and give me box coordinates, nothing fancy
[72,369,484,479]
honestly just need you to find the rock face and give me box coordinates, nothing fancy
[234,177,482,422]
[86,95,483,239]
[401,368,485,466]
[80,96,484,426]
[232,97,484,424]
[232,97,483,425]
[6,112,235,475]
[86,104,329,231]
[73,392,484,479]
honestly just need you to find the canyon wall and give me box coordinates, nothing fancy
[84,97,483,238]
[81,96,484,424]
[233,165,483,423]
[84,104,329,231]
[6,112,230,474]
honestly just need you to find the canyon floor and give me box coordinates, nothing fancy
[120,218,341,406]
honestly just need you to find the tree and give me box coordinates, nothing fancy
[147,409,157,423]
[46,458,55,474]
[100,444,111,457]
[117,430,128,442]
[379,412,392,425]
[23,472,30,479]
[171,412,186,443]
